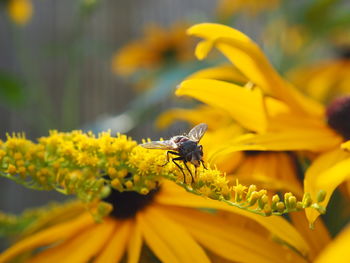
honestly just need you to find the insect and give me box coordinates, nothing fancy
[141,123,208,183]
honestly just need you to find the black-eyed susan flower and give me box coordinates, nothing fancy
[5,0,32,25]
[216,0,280,19]
[156,105,333,262]
[112,23,194,78]
[175,23,350,226]
[0,179,321,263]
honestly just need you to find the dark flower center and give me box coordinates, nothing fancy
[326,96,350,140]
[336,46,350,59]
[104,188,159,219]
[244,150,262,156]
[161,46,178,61]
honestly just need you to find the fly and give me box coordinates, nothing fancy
[141,123,208,182]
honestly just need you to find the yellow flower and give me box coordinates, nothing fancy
[7,0,33,25]
[0,181,315,263]
[288,58,350,103]
[217,0,280,19]
[112,23,194,77]
[176,23,350,225]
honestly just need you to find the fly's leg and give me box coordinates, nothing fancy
[201,160,208,170]
[182,161,194,183]
[161,151,180,167]
[198,145,208,170]
[172,157,187,183]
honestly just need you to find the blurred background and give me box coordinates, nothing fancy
[0,0,216,214]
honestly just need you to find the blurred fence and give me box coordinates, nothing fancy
[0,0,215,214]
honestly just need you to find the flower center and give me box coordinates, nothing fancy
[244,150,262,156]
[326,96,350,140]
[103,187,159,219]
[337,46,350,59]
[161,46,178,61]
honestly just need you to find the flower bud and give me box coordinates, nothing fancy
[276,202,285,213]
[288,196,297,210]
[302,193,312,208]
[316,190,326,203]
[248,191,259,206]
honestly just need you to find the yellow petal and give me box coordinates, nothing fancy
[195,40,215,60]
[315,226,350,263]
[95,220,131,263]
[288,60,350,103]
[138,206,210,263]
[202,126,244,173]
[156,108,205,130]
[304,148,350,225]
[264,96,327,132]
[29,218,116,263]
[187,23,324,116]
[127,219,143,263]
[22,201,86,238]
[159,205,308,263]
[187,63,248,84]
[0,213,95,263]
[210,129,341,161]
[236,153,303,197]
[156,181,310,255]
[290,212,331,261]
[156,105,231,131]
[341,140,350,151]
[176,79,267,133]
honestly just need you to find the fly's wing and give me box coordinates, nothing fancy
[140,140,177,150]
[187,123,208,142]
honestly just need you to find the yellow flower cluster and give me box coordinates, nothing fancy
[0,130,325,220]
[0,131,140,201]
